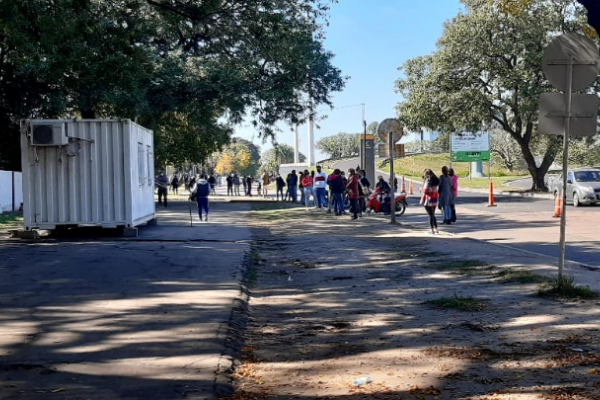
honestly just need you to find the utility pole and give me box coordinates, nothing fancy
[293,124,299,163]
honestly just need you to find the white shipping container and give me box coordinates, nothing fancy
[20,119,155,231]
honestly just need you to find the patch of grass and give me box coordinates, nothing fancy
[427,295,489,311]
[538,276,599,299]
[246,245,261,285]
[376,153,529,190]
[0,214,23,231]
[250,202,311,221]
[496,269,551,284]
[427,259,494,275]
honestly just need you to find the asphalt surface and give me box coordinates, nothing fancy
[0,200,251,400]
[331,158,600,270]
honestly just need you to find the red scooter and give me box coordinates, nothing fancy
[365,189,407,216]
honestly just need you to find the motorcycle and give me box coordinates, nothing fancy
[365,188,407,216]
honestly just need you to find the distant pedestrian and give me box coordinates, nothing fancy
[328,169,345,216]
[360,170,371,213]
[275,175,286,201]
[233,174,241,196]
[286,170,298,203]
[419,168,440,235]
[299,171,306,205]
[245,176,253,196]
[347,168,360,220]
[449,168,458,223]
[191,175,211,222]
[226,174,234,196]
[155,172,169,207]
[261,172,270,199]
[256,180,262,197]
[171,174,179,194]
[242,175,247,195]
[302,170,315,208]
[438,166,454,224]
[208,175,217,195]
[313,165,327,210]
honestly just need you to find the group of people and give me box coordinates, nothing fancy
[225,173,271,197]
[155,172,217,209]
[275,166,374,220]
[419,166,458,235]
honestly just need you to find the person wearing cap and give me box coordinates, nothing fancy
[313,165,328,211]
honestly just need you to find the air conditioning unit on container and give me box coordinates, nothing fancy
[30,123,68,146]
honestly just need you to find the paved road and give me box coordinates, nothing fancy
[0,200,250,400]
[331,158,600,270]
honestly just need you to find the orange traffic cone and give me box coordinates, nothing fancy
[487,180,497,207]
[553,193,562,218]
[409,180,414,195]
[401,175,406,193]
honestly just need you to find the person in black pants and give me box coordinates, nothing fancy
[419,168,440,235]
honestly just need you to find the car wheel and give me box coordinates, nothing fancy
[573,192,580,207]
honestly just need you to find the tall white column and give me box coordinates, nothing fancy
[307,108,315,166]
[293,124,299,163]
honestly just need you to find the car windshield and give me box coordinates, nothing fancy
[574,171,600,182]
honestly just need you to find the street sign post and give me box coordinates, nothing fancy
[538,93,599,136]
[539,32,600,281]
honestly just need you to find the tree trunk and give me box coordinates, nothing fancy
[517,137,548,191]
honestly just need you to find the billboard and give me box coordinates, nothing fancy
[451,132,490,162]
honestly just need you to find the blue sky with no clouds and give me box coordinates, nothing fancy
[234,0,464,159]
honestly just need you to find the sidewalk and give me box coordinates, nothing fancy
[0,200,251,400]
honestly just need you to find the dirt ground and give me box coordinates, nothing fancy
[221,203,600,400]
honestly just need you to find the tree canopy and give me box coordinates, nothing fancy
[0,0,346,170]
[316,132,360,160]
[260,144,306,176]
[395,0,598,190]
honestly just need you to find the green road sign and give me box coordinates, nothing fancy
[451,132,490,162]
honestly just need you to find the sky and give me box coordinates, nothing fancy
[234,0,464,161]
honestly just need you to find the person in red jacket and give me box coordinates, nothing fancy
[301,170,315,208]
[346,168,360,220]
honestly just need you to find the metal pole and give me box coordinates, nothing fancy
[558,57,574,281]
[307,106,314,167]
[362,103,366,170]
[449,133,453,169]
[293,124,299,164]
[389,131,396,224]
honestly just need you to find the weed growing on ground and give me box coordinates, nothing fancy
[426,295,489,311]
[496,269,552,284]
[538,276,599,299]
[427,259,493,275]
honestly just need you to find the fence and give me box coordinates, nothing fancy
[0,171,22,213]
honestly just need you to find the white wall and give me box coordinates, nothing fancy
[0,171,22,213]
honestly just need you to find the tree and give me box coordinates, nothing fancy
[490,129,527,172]
[214,153,235,176]
[0,0,346,170]
[316,132,361,159]
[260,144,306,176]
[395,0,597,190]
[367,121,379,135]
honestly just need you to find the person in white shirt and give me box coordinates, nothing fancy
[313,165,328,211]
